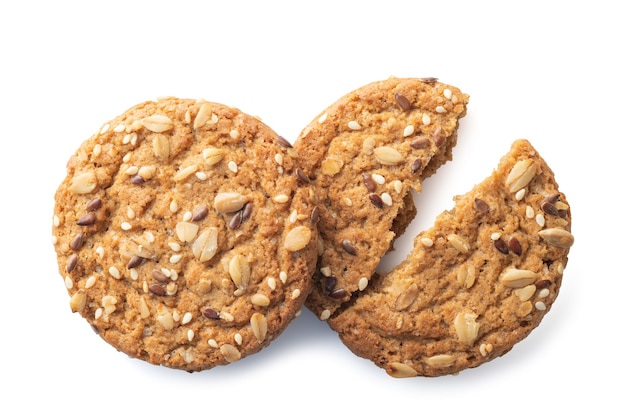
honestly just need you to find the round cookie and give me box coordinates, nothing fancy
[52,97,318,371]
[293,77,469,320]
[329,139,573,377]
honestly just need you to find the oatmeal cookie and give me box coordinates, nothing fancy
[52,97,318,371]
[329,139,573,377]
[293,77,469,319]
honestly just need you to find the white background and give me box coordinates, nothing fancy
[1,1,622,415]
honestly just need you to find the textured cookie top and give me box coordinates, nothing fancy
[329,139,573,377]
[294,78,469,319]
[52,98,318,371]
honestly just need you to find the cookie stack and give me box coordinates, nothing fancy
[51,78,573,377]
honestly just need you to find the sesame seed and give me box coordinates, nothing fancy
[279,271,288,284]
[170,254,182,264]
[182,312,193,324]
[64,276,73,289]
[100,123,110,134]
[435,106,447,113]
[320,266,332,277]
[515,189,526,200]
[391,180,402,193]
[85,275,97,289]
[95,308,103,320]
[526,205,535,218]
[230,129,240,139]
[273,194,289,203]
[443,88,452,99]
[538,288,550,298]
[168,242,181,251]
[535,301,547,311]
[381,192,393,206]
[491,232,501,240]
[274,153,283,165]
[372,173,385,184]
[348,120,361,130]
[320,310,331,320]
[267,277,277,290]
[130,269,139,280]
[289,210,298,224]
[234,333,243,345]
[343,197,353,206]
[123,152,132,163]
[114,124,125,133]
[170,200,179,213]
[208,339,218,348]
[291,289,301,299]
[318,113,328,123]
[187,330,194,342]
[183,211,193,222]
[121,221,132,231]
[536,213,546,227]
[358,277,369,291]
[93,144,102,156]
[195,172,208,180]
[109,266,121,279]
[228,161,238,173]
[126,207,135,219]
[96,246,104,258]
[421,114,431,125]
[53,215,60,227]
[421,237,434,247]
[403,125,415,137]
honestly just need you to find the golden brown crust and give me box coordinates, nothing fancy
[293,77,469,319]
[329,139,573,377]
[52,97,318,371]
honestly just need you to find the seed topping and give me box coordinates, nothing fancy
[250,313,268,342]
[86,198,102,211]
[192,227,219,262]
[454,311,480,345]
[69,172,97,194]
[141,115,173,133]
[500,268,539,288]
[214,192,247,213]
[369,193,384,209]
[284,226,312,251]
[341,239,358,256]
[374,146,404,165]
[394,93,412,111]
[538,228,574,248]
[505,159,537,193]
[387,362,418,378]
[394,283,418,311]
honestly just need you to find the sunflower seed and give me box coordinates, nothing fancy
[284,226,312,251]
[454,311,480,345]
[500,268,539,288]
[373,146,404,165]
[505,159,537,193]
[192,227,219,262]
[538,228,574,248]
[250,313,268,342]
[141,115,173,133]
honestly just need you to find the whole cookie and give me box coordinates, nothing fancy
[52,97,318,371]
[329,139,573,377]
[293,77,469,319]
